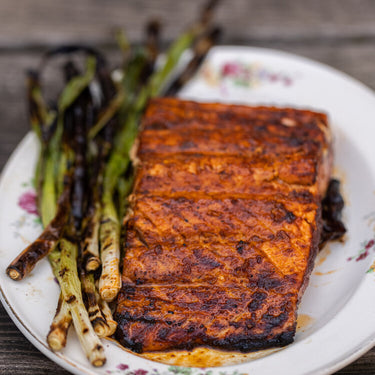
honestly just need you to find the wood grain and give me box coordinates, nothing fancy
[1,1,375,374]
[2,0,375,50]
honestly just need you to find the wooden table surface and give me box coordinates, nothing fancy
[1,1,375,373]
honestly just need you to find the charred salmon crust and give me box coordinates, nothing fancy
[115,98,332,353]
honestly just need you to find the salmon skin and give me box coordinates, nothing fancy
[115,98,332,353]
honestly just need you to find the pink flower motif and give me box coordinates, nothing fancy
[283,77,293,86]
[356,250,369,261]
[365,239,375,249]
[116,364,129,370]
[18,191,38,215]
[269,73,279,82]
[222,62,240,77]
[133,370,148,375]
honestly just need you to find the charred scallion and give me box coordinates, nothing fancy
[51,240,106,367]
[80,268,112,338]
[47,293,72,351]
[47,252,72,351]
[96,289,117,336]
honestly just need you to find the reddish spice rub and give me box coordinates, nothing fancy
[115,98,332,353]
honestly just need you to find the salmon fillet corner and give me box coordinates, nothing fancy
[115,98,332,353]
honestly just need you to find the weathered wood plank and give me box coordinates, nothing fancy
[0,303,70,374]
[2,0,375,50]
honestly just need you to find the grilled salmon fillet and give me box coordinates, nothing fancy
[115,98,332,354]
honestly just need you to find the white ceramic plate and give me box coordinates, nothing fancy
[2,46,375,375]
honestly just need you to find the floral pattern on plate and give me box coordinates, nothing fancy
[12,181,41,238]
[199,60,295,89]
[107,365,246,375]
